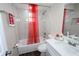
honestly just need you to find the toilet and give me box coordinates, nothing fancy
[38,41,47,56]
[38,34,52,56]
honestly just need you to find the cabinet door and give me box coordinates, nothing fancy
[46,43,61,56]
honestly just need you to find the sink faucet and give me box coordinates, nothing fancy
[68,41,76,47]
[67,32,70,37]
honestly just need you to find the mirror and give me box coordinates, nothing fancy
[63,4,79,37]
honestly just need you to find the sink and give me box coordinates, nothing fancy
[63,36,79,47]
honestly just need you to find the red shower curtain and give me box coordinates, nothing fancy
[27,4,40,44]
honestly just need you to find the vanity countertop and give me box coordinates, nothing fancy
[46,38,79,56]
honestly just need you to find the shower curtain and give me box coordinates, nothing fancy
[27,4,40,44]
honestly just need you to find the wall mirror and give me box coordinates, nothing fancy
[63,4,79,37]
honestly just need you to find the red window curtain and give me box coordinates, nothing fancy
[27,4,40,44]
[8,13,14,25]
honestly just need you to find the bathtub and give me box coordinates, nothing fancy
[16,39,42,54]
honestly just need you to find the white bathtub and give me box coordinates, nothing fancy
[16,39,41,54]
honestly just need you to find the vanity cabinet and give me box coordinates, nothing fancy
[46,39,79,56]
[46,43,61,56]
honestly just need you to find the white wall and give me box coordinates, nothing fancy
[38,6,49,37]
[45,4,65,36]
[0,13,8,55]
[14,9,28,40]
[0,4,19,55]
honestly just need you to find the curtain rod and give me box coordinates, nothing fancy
[23,3,51,8]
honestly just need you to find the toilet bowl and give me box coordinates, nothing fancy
[38,43,46,52]
[38,42,47,56]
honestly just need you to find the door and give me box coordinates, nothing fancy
[0,12,8,56]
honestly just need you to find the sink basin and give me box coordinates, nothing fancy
[63,36,79,47]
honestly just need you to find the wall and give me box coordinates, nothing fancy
[0,13,8,55]
[14,9,28,40]
[38,6,49,37]
[45,4,65,36]
[0,4,19,55]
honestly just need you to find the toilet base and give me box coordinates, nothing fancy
[41,52,46,56]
